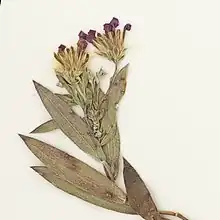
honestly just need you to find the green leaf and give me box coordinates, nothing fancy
[33,81,106,161]
[30,119,57,133]
[123,158,161,220]
[107,64,129,105]
[31,166,135,214]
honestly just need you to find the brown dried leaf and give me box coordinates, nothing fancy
[30,119,57,134]
[31,166,135,214]
[123,158,161,220]
[33,81,106,161]
[19,134,126,204]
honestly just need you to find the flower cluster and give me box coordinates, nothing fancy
[54,39,89,83]
[78,17,131,63]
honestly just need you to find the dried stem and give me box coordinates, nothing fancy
[159,211,189,220]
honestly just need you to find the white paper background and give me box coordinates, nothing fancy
[1,0,220,220]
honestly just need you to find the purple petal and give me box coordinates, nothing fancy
[88,29,96,37]
[77,39,88,51]
[78,31,87,40]
[103,23,114,32]
[58,44,66,52]
[124,23,132,31]
[86,35,95,43]
[86,30,96,43]
[110,17,119,28]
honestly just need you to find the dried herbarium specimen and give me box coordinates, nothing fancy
[19,18,189,220]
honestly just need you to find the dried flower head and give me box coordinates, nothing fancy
[79,17,131,63]
[54,40,89,83]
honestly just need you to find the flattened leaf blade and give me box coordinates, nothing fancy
[107,64,129,105]
[123,158,160,220]
[31,166,135,214]
[102,126,120,180]
[33,81,105,160]
[30,119,57,133]
[100,100,120,179]
[19,134,124,203]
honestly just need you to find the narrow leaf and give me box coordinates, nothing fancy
[19,134,124,203]
[102,127,120,180]
[31,166,135,214]
[100,98,120,179]
[107,64,129,105]
[98,65,129,179]
[33,81,105,161]
[123,158,161,220]
[30,119,57,133]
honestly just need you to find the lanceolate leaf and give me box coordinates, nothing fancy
[19,134,125,204]
[31,166,135,214]
[107,64,129,105]
[123,158,161,220]
[99,65,128,180]
[100,98,119,180]
[102,126,120,180]
[30,119,57,133]
[33,81,106,161]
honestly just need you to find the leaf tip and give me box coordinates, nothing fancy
[18,133,27,141]
[30,166,38,172]
[124,63,129,68]
[29,128,37,134]
[123,157,130,169]
[30,166,47,176]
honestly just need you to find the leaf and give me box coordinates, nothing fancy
[31,166,135,214]
[107,64,129,105]
[33,81,106,161]
[19,134,133,213]
[55,93,77,106]
[19,134,122,201]
[100,98,119,179]
[102,126,120,180]
[123,158,161,220]
[30,119,58,133]
[98,64,129,179]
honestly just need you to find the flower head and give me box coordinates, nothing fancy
[81,17,132,63]
[54,42,89,83]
